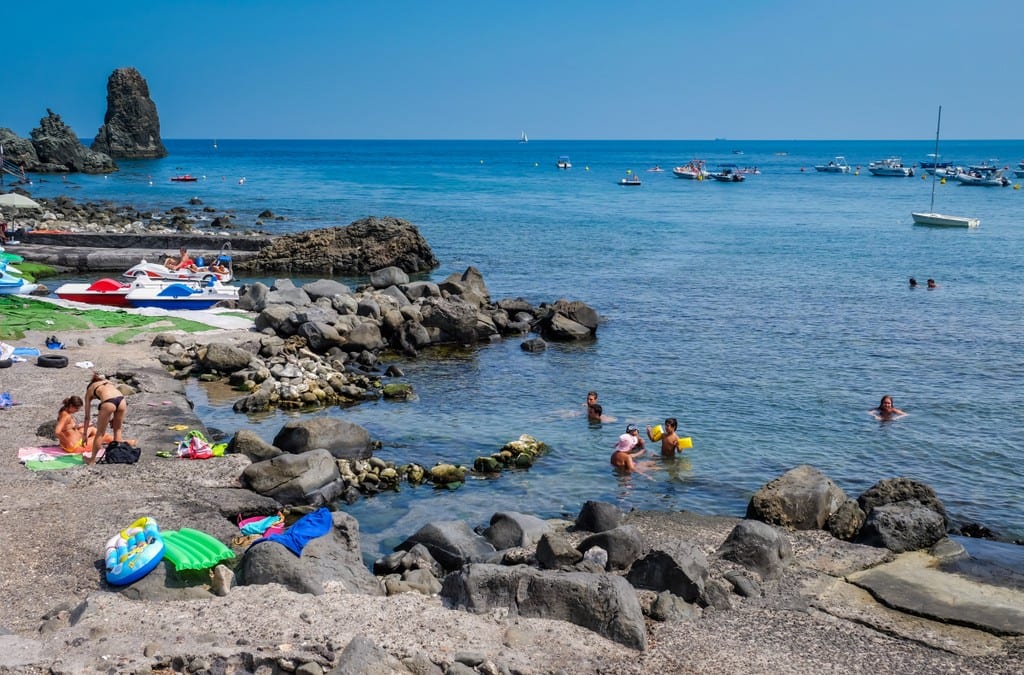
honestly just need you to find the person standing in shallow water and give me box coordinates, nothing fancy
[871,395,906,420]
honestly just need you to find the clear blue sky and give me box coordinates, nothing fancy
[4,1,1022,140]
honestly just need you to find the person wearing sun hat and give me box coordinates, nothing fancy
[610,425,646,471]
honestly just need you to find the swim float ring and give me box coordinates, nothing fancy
[104,517,164,586]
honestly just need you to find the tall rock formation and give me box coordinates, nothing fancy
[30,109,117,173]
[91,67,168,159]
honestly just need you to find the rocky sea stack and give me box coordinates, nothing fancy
[91,67,168,159]
[0,110,117,174]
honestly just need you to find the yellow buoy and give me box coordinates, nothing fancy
[1015,183,1021,190]
[940,178,946,184]
[854,170,859,176]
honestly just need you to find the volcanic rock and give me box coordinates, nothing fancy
[91,67,168,159]
[30,109,116,173]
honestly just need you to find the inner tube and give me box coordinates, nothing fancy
[0,358,12,369]
[37,354,68,369]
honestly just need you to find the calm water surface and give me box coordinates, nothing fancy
[29,139,1024,555]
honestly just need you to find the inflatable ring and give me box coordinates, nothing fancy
[37,354,68,369]
[0,358,11,369]
[105,517,164,586]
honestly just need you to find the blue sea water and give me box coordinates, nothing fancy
[25,139,1024,555]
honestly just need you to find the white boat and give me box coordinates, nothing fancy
[123,247,234,284]
[672,160,708,179]
[912,106,980,228]
[710,165,745,182]
[125,280,239,310]
[868,158,914,176]
[0,263,41,295]
[556,156,571,169]
[519,131,528,144]
[618,172,641,186]
[955,163,1009,187]
[1014,161,1024,179]
[814,156,851,173]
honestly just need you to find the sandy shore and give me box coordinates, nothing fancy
[0,324,1020,674]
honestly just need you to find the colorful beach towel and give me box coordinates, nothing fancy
[255,507,332,556]
[18,445,104,471]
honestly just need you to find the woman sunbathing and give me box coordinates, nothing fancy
[56,396,111,453]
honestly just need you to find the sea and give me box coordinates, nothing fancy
[21,139,1024,557]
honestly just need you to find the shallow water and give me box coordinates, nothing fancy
[29,139,1024,555]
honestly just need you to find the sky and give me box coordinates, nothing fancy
[4,1,1023,140]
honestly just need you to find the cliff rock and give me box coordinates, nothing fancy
[239,216,440,275]
[91,67,168,159]
[30,109,117,174]
[0,128,39,171]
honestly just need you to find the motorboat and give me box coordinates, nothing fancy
[55,277,134,307]
[618,173,642,186]
[170,174,198,182]
[736,166,761,175]
[912,106,980,228]
[710,165,745,182]
[956,163,1009,187]
[125,280,239,310]
[1014,161,1024,179]
[919,154,953,172]
[672,160,708,180]
[868,158,914,176]
[646,166,664,172]
[814,157,851,173]
[556,156,571,169]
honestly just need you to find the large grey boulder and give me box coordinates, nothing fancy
[266,285,312,308]
[419,297,479,345]
[328,635,411,675]
[297,320,344,353]
[535,532,583,570]
[855,502,947,553]
[370,266,410,289]
[273,417,372,459]
[395,520,496,572]
[482,512,551,550]
[718,520,794,580]
[858,477,948,526]
[746,464,848,530]
[238,510,382,596]
[575,500,622,533]
[535,299,599,341]
[254,304,294,334]
[302,278,352,301]
[242,448,341,505]
[226,428,282,462]
[238,282,270,312]
[441,564,647,650]
[578,525,646,571]
[200,342,254,373]
[626,542,709,604]
[402,281,440,301]
[344,322,386,352]
[90,67,168,159]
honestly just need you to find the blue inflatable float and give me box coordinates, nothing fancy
[104,517,164,586]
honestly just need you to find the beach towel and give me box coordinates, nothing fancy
[18,445,104,471]
[255,507,332,556]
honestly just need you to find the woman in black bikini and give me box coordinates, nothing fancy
[83,373,128,465]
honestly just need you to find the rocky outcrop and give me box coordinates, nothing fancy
[30,109,117,173]
[91,67,168,159]
[238,217,439,275]
[746,464,848,530]
[0,128,39,172]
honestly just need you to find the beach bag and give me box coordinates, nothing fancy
[100,441,141,464]
[177,430,213,460]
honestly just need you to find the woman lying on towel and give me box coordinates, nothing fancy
[56,396,111,453]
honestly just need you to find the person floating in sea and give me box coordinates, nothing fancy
[927,278,938,289]
[870,395,906,421]
[584,390,615,422]
[55,395,111,453]
[646,417,685,458]
[909,277,918,288]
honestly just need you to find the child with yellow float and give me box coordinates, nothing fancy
[645,418,693,458]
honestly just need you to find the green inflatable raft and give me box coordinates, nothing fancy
[161,528,235,571]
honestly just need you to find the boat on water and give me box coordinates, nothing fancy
[125,280,239,310]
[556,156,571,169]
[919,153,953,172]
[0,264,40,295]
[710,165,745,182]
[124,249,234,284]
[1014,160,1024,179]
[646,166,664,173]
[170,174,198,182]
[868,158,914,177]
[618,172,642,186]
[672,160,708,180]
[912,106,980,228]
[955,163,1009,187]
[519,131,528,144]
[814,157,851,173]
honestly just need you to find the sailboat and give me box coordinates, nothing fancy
[519,131,528,144]
[911,106,979,228]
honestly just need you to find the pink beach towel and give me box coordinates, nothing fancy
[18,445,105,471]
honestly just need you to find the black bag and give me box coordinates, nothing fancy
[100,441,140,465]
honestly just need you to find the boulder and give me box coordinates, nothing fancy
[395,520,496,572]
[520,337,547,352]
[297,320,343,353]
[718,520,793,580]
[370,266,410,289]
[578,525,646,571]
[535,300,599,340]
[328,635,410,675]
[200,342,254,373]
[575,500,622,533]
[254,304,295,334]
[90,67,168,159]
[301,278,352,301]
[626,542,709,604]
[855,502,947,553]
[226,428,282,462]
[826,499,867,541]
[30,109,117,173]
[241,448,341,505]
[419,297,478,345]
[273,417,372,459]
[441,564,647,650]
[746,465,848,530]
[238,282,270,312]
[535,532,583,570]
[857,477,948,526]
[344,322,386,352]
[238,510,382,596]
[482,512,551,550]
[402,280,440,301]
